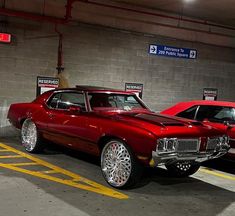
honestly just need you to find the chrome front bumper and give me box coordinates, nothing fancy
[151,148,229,167]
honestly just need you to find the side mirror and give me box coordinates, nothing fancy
[68,105,81,114]
[224,121,234,130]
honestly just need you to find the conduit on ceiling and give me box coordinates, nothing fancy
[1,0,235,73]
[0,0,234,32]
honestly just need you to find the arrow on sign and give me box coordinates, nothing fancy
[189,50,197,59]
[149,45,157,54]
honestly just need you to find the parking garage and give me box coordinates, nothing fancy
[0,1,235,216]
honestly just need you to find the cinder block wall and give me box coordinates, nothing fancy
[63,23,235,110]
[0,21,57,136]
[1,20,235,136]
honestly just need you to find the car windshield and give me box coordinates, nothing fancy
[88,93,148,112]
[197,105,235,124]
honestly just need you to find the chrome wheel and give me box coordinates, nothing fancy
[21,119,38,152]
[101,140,132,188]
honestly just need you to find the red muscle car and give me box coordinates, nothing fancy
[7,87,230,188]
[161,100,235,161]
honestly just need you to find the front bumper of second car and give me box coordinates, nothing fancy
[151,137,230,166]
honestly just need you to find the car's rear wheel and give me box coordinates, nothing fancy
[21,119,44,153]
[101,140,143,189]
[165,161,200,177]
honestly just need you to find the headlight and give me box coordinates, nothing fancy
[157,138,178,153]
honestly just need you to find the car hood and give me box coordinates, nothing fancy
[111,112,224,138]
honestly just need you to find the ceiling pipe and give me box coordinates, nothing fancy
[0,1,79,78]
[54,24,64,74]
[0,7,67,24]
[0,0,78,24]
[0,0,234,33]
[65,0,76,21]
[79,0,235,32]
[0,0,234,32]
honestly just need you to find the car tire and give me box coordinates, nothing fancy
[21,119,44,153]
[101,140,143,189]
[165,161,200,177]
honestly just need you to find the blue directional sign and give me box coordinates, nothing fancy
[149,44,197,59]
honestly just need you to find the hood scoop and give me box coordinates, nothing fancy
[120,113,186,127]
[136,114,185,126]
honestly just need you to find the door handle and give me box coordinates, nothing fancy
[48,113,55,118]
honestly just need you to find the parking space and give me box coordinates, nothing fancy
[0,141,128,200]
[1,1,235,216]
[0,137,234,216]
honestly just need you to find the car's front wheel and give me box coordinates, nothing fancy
[165,161,200,177]
[101,140,143,189]
[21,119,44,153]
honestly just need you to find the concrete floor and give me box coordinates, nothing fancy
[0,137,234,216]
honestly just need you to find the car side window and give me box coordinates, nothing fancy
[58,92,86,111]
[196,105,235,123]
[176,106,198,120]
[88,93,145,110]
[47,93,62,109]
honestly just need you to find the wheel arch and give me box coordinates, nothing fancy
[97,134,127,152]
[19,117,27,127]
[20,117,37,129]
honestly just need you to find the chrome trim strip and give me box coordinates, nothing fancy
[153,138,230,166]
[194,105,200,120]
[152,148,229,166]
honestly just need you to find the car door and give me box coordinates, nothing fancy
[45,91,99,154]
[195,105,235,157]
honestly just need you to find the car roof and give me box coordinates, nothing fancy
[161,100,235,115]
[75,85,115,91]
[34,86,135,104]
[179,100,235,107]
[53,86,133,94]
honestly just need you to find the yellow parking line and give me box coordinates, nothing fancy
[6,162,38,166]
[0,155,23,159]
[72,178,81,182]
[0,149,10,152]
[200,167,235,181]
[0,142,128,199]
[41,170,59,174]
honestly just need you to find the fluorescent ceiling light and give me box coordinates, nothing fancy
[184,0,196,3]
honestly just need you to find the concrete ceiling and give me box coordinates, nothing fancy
[1,0,235,28]
[1,0,235,48]
[113,0,235,27]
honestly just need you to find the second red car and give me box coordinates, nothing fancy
[161,100,235,160]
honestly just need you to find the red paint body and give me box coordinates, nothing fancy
[161,100,235,160]
[8,88,225,165]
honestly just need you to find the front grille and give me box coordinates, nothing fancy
[177,139,199,152]
[207,138,219,151]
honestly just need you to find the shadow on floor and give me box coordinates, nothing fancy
[0,137,234,216]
